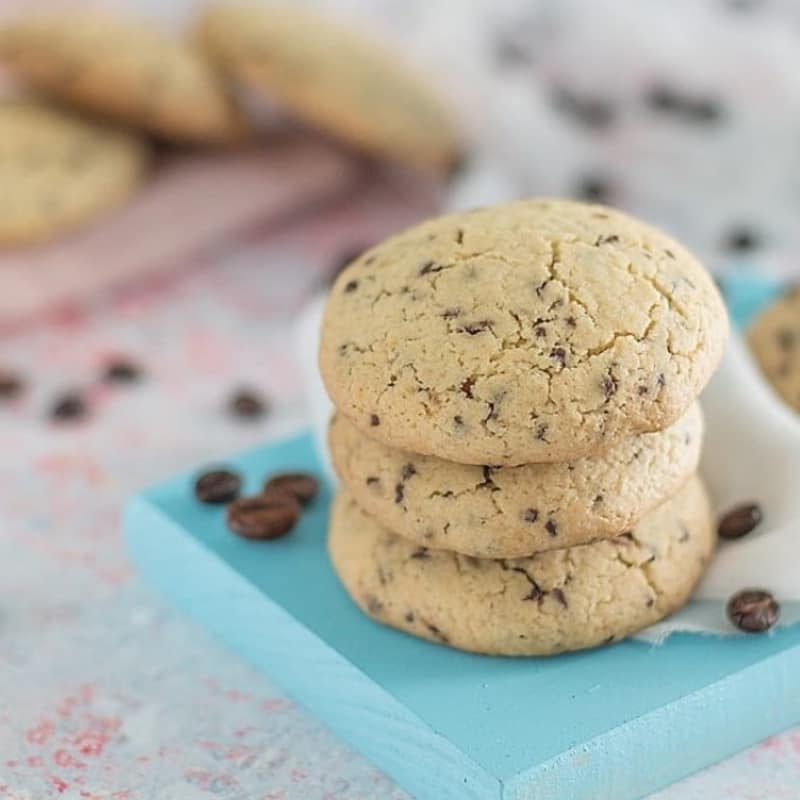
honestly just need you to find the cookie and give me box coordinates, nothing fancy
[0,12,246,143]
[0,100,149,246]
[320,199,728,466]
[196,4,459,172]
[329,476,714,656]
[328,402,703,558]
[747,287,800,412]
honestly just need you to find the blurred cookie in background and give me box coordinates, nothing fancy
[0,11,248,144]
[196,3,461,174]
[0,100,149,246]
[748,287,800,412]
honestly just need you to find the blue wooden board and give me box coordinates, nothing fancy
[125,271,800,800]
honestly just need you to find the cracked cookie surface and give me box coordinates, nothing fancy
[196,3,459,172]
[320,199,728,465]
[748,288,800,412]
[0,100,149,245]
[328,476,714,656]
[0,12,247,143]
[328,402,702,558]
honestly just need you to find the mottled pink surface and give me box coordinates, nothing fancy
[0,173,797,799]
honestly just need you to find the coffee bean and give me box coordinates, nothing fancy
[228,388,268,420]
[49,391,86,422]
[194,468,242,504]
[102,358,143,383]
[575,176,611,203]
[723,226,760,253]
[226,494,300,540]
[263,472,319,506]
[0,371,24,399]
[727,589,779,633]
[718,502,763,540]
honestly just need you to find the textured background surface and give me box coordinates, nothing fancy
[3,0,800,797]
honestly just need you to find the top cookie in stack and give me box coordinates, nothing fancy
[321,199,726,465]
[321,199,728,656]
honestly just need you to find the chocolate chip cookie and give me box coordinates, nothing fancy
[196,3,459,172]
[0,100,149,245]
[748,286,800,412]
[0,11,247,143]
[328,475,714,656]
[329,402,703,558]
[320,199,728,465]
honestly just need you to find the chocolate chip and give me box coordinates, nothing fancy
[664,249,675,260]
[263,472,319,506]
[442,307,461,319]
[637,384,649,396]
[410,547,429,559]
[718,502,763,540]
[0,371,24,399]
[576,176,611,203]
[455,228,464,244]
[228,389,268,419]
[369,414,380,427]
[594,234,620,246]
[535,423,548,441]
[453,415,464,428]
[102,358,143,384]
[194,469,242,504]
[394,483,404,504]
[551,588,568,608]
[535,325,547,338]
[461,320,493,335]
[419,261,443,276]
[550,347,567,367]
[404,611,415,623]
[723,226,760,253]
[401,463,417,481]
[344,280,359,293]
[602,372,618,398]
[226,494,300,540]
[460,376,476,398]
[49,391,86,422]
[777,328,794,351]
[523,508,539,523]
[566,316,577,328]
[727,589,779,632]
[593,494,604,506]
[365,594,384,615]
[545,520,558,536]
[366,476,380,487]
[424,621,449,643]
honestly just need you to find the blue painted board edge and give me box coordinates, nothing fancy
[124,495,502,800]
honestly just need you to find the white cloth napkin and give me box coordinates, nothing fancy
[296,297,800,641]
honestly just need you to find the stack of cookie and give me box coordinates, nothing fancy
[320,199,729,656]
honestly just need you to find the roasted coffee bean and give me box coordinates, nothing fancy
[727,589,779,632]
[718,502,763,539]
[575,175,611,203]
[263,472,319,506]
[194,469,242,504]
[226,494,300,540]
[102,358,143,383]
[0,371,24,399]
[49,391,86,422]
[723,226,760,253]
[228,388,268,419]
